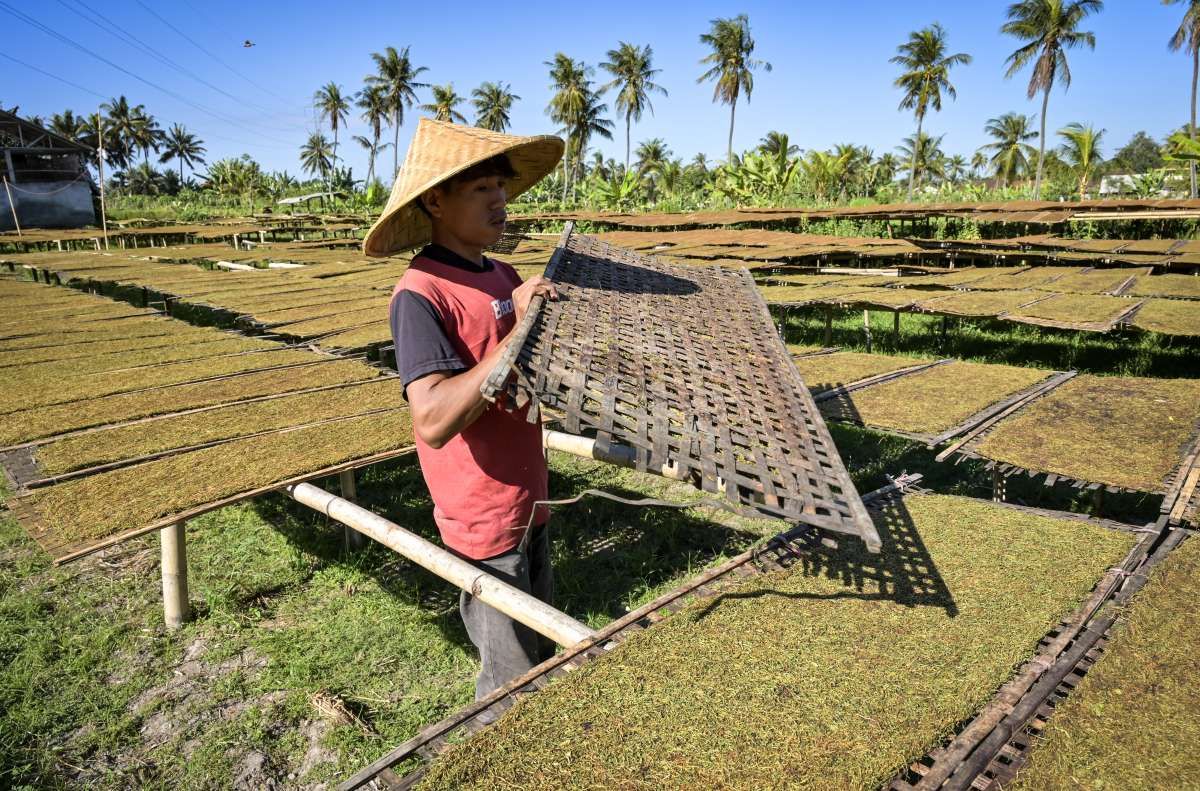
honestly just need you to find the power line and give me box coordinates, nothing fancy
[54,0,289,124]
[0,51,107,101]
[131,0,294,107]
[0,1,299,147]
[1,51,295,152]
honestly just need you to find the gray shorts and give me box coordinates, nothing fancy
[456,525,555,701]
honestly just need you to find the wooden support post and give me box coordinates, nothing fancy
[339,469,366,551]
[823,307,833,346]
[893,310,900,340]
[161,521,190,630]
[992,470,1006,503]
[862,309,872,354]
[2,176,21,236]
[940,314,948,342]
[1091,487,1104,517]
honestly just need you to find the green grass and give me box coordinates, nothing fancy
[0,451,779,789]
[1011,536,1200,790]
[416,493,1135,791]
[974,375,1200,492]
[774,306,1200,378]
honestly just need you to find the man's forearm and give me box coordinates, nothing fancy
[410,334,514,448]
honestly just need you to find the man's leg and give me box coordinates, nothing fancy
[458,526,553,700]
[525,524,556,664]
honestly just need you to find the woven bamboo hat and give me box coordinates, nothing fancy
[362,118,564,257]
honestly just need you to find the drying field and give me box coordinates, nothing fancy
[1011,536,1200,790]
[1,213,1198,790]
[415,494,1134,790]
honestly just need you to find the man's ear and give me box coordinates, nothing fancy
[421,187,443,219]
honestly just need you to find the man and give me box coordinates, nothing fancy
[362,119,565,699]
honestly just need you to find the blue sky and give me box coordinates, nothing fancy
[1,1,1188,179]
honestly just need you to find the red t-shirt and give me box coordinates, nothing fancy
[390,246,548,560]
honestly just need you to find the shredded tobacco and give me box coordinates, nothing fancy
[974,374,1200,491]
[417,494,1134,791]
[1011,537,1200,790]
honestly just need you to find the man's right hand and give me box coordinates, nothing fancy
[511,275,559,325]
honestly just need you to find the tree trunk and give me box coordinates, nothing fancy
[1034,85,1050,198]
[179,159,183,183]
[392,109,400,183]
[906,114,923,202]
[332,123,339,188]
[628,111,638,171]
[1191,46,1197,199]
[727,99,737,165]
[561,134,570,205]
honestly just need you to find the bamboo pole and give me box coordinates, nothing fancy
[161,521,190,630]
[339,469,366,551]
[284,482,594,648]
[2,177,21,236]
[542,428,685,480]
[97,108,109,250]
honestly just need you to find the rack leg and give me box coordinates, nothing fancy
[340,470,366,551]
[992,470,1006,503]
[161,521,190,630]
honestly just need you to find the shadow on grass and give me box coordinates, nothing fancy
[693,494,959,620]
[245,453,762,648]
[776,306,1200,379]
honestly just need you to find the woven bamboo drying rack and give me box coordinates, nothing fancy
[481,224,879,551]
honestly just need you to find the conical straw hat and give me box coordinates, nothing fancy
[362,118,564,257]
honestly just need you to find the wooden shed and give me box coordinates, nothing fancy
[0,109,96,230]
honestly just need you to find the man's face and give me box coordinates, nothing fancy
[423,175,508,248]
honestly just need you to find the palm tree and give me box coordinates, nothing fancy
[1058,122,1105,198]
[367,46,429,181]
[891,23,972,201]
[944,154,969,184]
[356,83,389,185]
[569,84,614,197]
[49,110,85,142]
[634,138,672,176]
[1001,0,1103,197]
[698,14,772,164]
[352,134,390,187]
[970,150,988,178]
[1167,0,1200,197]
[600,42,667,170]
[471,81,520,132]
[101,95,140,170]
[129,108,164,166]
[759,131,800,159]
[313,82,350,174]
[896,132,946,191]
[979,112,1039,188]
[421,84,467,123]
[299,132,333,185]
[546,53,590,203]
[159,123,206,182]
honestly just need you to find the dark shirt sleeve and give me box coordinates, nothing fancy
[390,290,465,396]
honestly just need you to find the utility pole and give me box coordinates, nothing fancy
[97,107,109,250]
